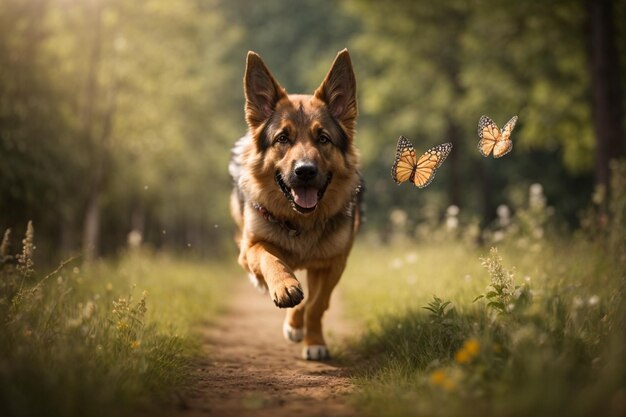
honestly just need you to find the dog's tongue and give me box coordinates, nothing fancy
[291,187,318,209]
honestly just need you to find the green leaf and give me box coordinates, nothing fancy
[487,301,506,311]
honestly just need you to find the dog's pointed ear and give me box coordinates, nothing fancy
[314,49,358,137]
[244,51,287,131]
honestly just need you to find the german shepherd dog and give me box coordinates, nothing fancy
[229,49,363,360]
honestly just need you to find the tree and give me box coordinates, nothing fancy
[586,0,625,205]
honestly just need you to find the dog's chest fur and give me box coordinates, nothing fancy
[243,203,356,268]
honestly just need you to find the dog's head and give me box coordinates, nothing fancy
[243,49,358,215]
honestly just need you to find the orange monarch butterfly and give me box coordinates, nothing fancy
[391,136,453,188]
[477,115,518,158]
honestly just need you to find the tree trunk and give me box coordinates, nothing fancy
[81,0,102,262]
[445,119,463,207]
[586,0,625,202]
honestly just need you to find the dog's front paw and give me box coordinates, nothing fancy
[302,345,330,361]
[271,279,304,308]
[283,320,304,343]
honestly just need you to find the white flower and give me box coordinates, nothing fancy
[390,209,408,226]
[405,252,418,263]
[446,205,460,216]
[497,204,511,227]
[127,230,142,248]
[493,230,505,242]
[530,183,543,196]
[446,216,459,230]
[390,258,403,269]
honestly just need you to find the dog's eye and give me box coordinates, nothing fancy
[276,133,289,144]
[319,133,331,144]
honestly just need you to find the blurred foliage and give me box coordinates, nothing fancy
[0,223,235,417]
[339,167,626,417]
[0,0,624,259]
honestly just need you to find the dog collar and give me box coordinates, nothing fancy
[252,203,301,237]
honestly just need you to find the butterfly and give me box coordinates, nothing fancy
[477,115,518,158]
[391,136,453,188]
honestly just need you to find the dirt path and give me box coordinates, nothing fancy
[177,277,357,417]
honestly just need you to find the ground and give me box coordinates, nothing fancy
[176,277,356,417]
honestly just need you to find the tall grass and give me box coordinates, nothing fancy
[0,226,235,417]
[340,161,626,417]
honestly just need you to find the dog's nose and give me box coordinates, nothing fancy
[294,161,318,181]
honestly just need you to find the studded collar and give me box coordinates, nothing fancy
[252,203,301,237]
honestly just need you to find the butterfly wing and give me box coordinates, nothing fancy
[493,115,517,158]
[477,115,500,157]
[412,142,453,188]
[391,136,418,184]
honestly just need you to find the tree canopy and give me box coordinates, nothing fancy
[1,0,623,259]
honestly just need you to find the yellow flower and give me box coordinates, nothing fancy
[455,349,470,364]
[454,338,481,364]
[116,320,129,331]
[464,338,480,356]
[130,340,141,349]
[429,369,456,391]
[430,369,446,385]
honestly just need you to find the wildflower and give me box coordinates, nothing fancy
[446,205,460,231]
[116,320,129,331]
[130,340,141,349]
[390,209,408,227]
[497,204,511,227]
[16,221,35,279]
[429,369,456,391]
[405,252,418,264]
[455,349,470,364]
[447,205,460,217]
[464,338,480,356]
[455,337,480,364]
[588,295,600,306]
[529,183,546,210]
[127,230,142,248]
[390,258,403,269]
[446,216,459,231]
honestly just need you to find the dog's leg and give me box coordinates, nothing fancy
[283,271,306,342]
[283,302,306,343]
[302,259,346,360]
[243,242,304,308]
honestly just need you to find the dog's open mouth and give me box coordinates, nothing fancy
[275,172,332,214]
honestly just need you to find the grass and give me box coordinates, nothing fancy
[339,162,626,417]
[0,227,237,417]
[2,162,625,417]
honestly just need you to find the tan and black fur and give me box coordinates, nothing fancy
[229,49,363,360]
